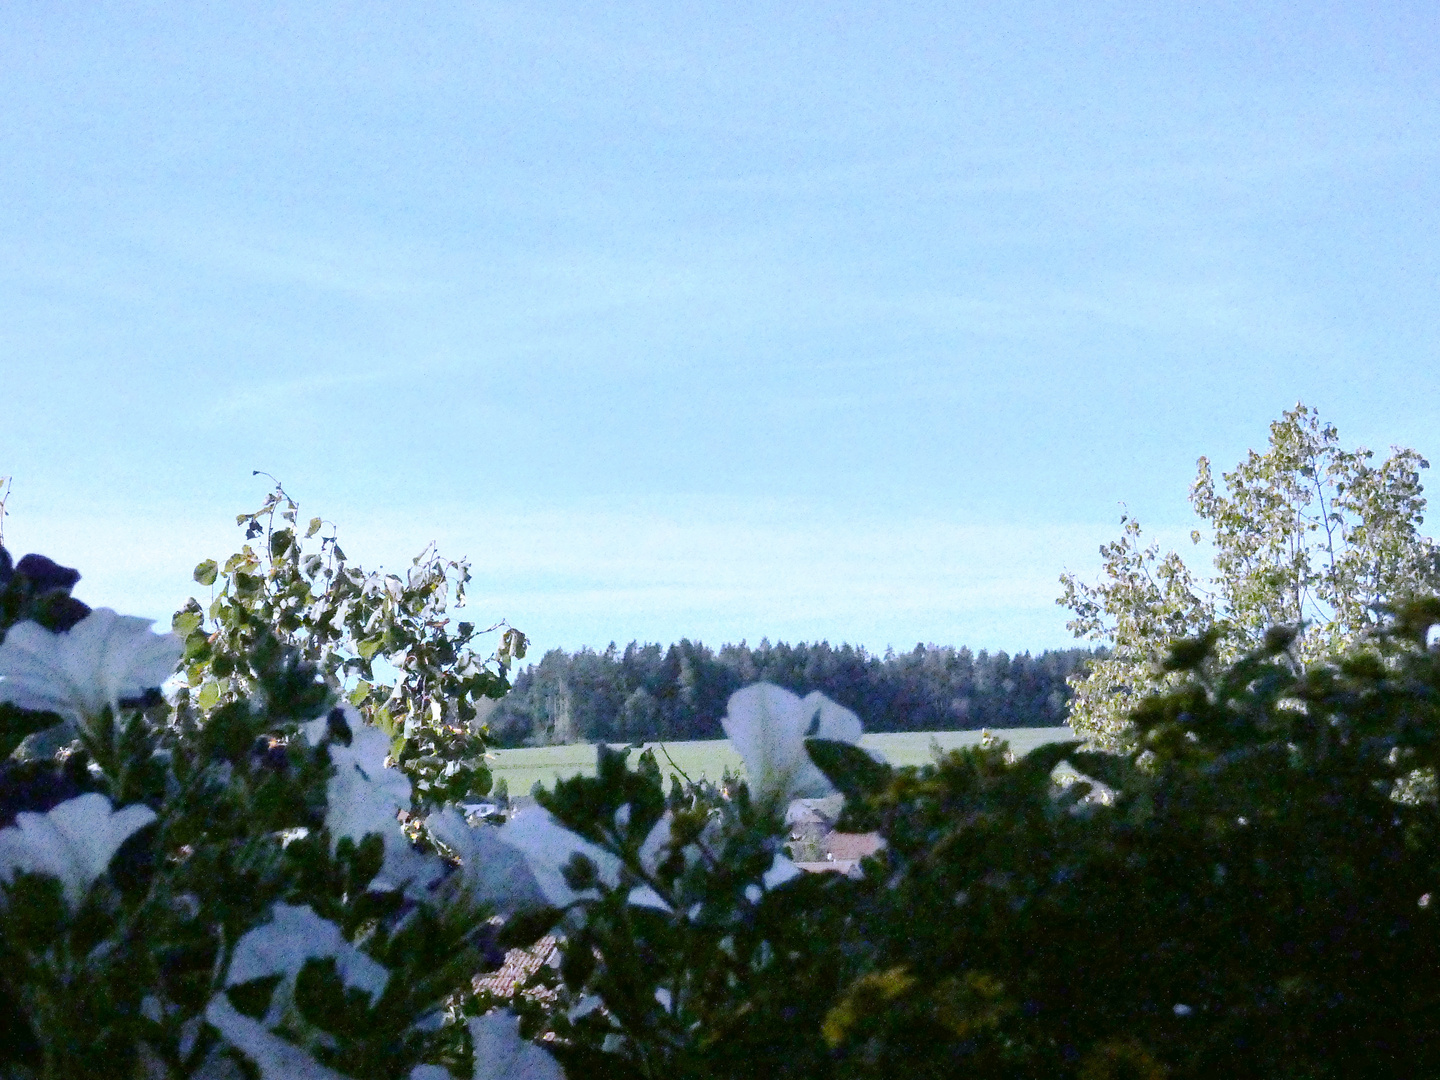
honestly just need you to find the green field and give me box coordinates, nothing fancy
[490,726,1076,796]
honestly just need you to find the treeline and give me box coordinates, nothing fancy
[484,639,1101,747]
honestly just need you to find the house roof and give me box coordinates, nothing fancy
[825,831,884,861]
[472,936,561,1002]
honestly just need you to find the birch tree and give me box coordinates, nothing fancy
[1060,404,1440,747]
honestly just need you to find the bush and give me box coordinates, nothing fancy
[811,607,1440,1077]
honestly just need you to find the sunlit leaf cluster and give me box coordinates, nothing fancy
[175,480,526,810]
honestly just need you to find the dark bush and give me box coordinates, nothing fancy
[525,601,1440,1079]
[818,599,1440,1078]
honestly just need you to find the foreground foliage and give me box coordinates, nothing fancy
[812,608,1440,1077]
[500,606,1440,1079]
[178,481,526,810]
[0,528,542,1079]
[5,486,1440,1079]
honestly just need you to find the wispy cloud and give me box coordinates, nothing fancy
[2,495,1167,655]
[131,217,441,300]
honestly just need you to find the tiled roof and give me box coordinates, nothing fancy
[824,831,883,861]
[473,935,561,1001]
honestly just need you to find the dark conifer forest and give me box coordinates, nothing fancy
[485,639,1100,746]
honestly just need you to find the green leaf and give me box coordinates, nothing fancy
[183,631,211,663]
[372,706,397,737]
[172,609,203,637]
[561,852,599,891]
[201,700,258,763]
[545,1044,634,1080]
[193,559,219,586]
[226,976,283,1020]
[0,707,65,763]
[1068,751,1142,793]
[561,934,597,990]
[497,906,565,949]
[1017,740,1083,777]
[294,957,373,1038]
[196,680,222,712]
[1162,629,1222,672]
[806,738,891,800]
[1,873,69,950]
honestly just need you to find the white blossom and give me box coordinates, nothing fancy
[636,812,674,872]
[0,792,156,909]
[468,1012,565,1080]
[303,707,442,892]
[625,811,718,914]
[186,1046,247,1080]
[226,902,389,1019]
[204,996,354,1080]
[626,884,671,911]
[721,684,864,805]
[490,808,622,908]
[0,609,183,727]
[205,903,390,1079]
[743,855,803,906]
[566,995,603,1022]
[424,807,551,913]
[762,852,802,889]
[431,806,678,915]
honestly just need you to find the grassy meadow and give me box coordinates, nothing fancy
[490,726,1076,796]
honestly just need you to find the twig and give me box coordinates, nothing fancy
[655,742,694,785]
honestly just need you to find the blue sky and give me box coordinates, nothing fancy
[2,2,1437,657]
